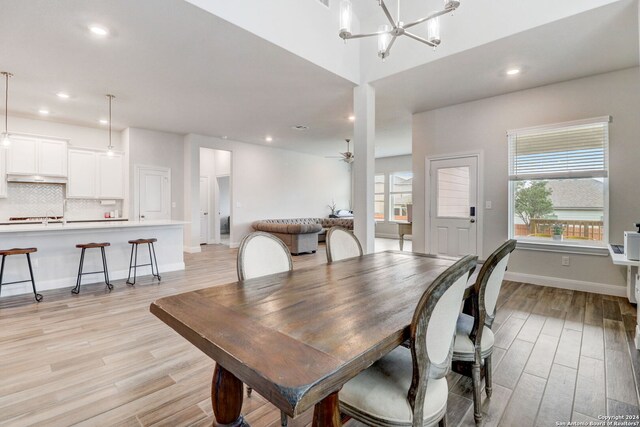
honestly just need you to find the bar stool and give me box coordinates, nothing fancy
[126,238,161,285]
[0,248,43,302]
[72,243,113,295]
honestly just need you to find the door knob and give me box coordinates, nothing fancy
[470,219,476,223]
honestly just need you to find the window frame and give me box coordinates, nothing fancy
[507,116,610,253]
[388,171,413,223]
[374,173,386,222]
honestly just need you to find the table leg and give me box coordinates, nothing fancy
[399,233,404,251]
[312,391,341,427]
[211,363,247,427]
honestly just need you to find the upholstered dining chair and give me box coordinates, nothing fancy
[339,254,478,427]
[451,239,516,425]
[326,226,363,263]
[236,231,293,427]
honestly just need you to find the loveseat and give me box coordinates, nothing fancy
[251,217,354,255]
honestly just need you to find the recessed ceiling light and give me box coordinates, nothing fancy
[265,136,273,142]
[221,135,228,140]
[99,119,109,125]
[89,25,109,37]
[506,68,521,76]
[56,92,70,99]
[348,115,356,122]
[38,109,49,115]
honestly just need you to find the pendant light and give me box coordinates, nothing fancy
[1,72,13,147]
[106,94,115,156]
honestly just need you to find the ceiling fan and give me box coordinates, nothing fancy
[326,139,354,164]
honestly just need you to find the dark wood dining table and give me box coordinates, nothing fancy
[150,250,459,427]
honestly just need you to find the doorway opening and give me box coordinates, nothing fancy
[199,148,232,247]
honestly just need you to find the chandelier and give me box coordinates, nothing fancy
[339,0,460,60]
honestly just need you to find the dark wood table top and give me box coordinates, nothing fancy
[150,251,457,417]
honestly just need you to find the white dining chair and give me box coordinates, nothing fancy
[451,239,516,425]
[325,226,363,263]
[237,231,293,281]
[236,231,293,427]
[339,255,477,427]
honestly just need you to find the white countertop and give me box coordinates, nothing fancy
[0,220,188,233]
[608,244,640,267]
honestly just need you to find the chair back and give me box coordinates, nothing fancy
[408,255,477,426]
[237,232,293,281]
[476,239,516,326]
[326,226,363,263]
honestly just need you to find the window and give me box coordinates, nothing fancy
[390,172,413,222]
[374,174,385,222]
[508,117,609,247]
[437,166,470,218]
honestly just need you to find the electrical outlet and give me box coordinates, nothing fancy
[562,256,570,266]
[485,201,492,209]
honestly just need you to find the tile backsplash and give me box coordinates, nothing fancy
[0,183,123,221]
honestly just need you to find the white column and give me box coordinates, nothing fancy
[353,84,376,253]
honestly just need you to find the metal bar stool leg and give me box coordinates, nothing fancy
[151,242,161,281]
[26,253,43,302]
[72,248,86,294]
[101,247,113,290]
[132,243,138,284]
[147,243,155,278]
[126,243,136,285]
[0,255,5,298]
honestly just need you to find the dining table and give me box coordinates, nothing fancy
[150,250,460,427]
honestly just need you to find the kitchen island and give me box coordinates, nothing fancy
[0,220,187,297]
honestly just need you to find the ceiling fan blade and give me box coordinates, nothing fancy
[325,155,343,158]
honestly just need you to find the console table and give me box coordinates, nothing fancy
[398,222,412,251]
[608,244,639,350]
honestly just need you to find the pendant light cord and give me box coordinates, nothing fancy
[4,73,8,135]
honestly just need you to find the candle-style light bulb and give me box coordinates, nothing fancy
[339,0,353,37]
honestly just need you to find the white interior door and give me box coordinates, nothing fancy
[429,156,478,256]
[137,166,170,221]
[199,176,209,244]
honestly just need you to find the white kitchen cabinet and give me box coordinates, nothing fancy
[67,149,124,199]
[0,147,6,198]
[38,139,67,176]
[97,153,124,199]
[6,135,38,175]
[6,135,67,177]
[67,149,97,198]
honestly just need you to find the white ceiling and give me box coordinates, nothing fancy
[373,0,639,157]
[0,0,637,159]
[0,0,356,157]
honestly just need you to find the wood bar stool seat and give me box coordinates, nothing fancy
[72,242,113,295]
[0,247,42,302]
[126,238,160,285]
[76,242,111,249]
[0,248,37,256]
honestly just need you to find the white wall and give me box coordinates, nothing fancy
[184,134,352,249]
[126,128,184,221]
[375,154,412,237]
[413,67,640,291]
[7,116,122,150]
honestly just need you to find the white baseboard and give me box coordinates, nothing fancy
[229,242,240,249]
[183,246,202,254]
[504,271,626,297]
[0,262,186,297]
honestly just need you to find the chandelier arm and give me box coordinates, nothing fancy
[404,31,437,47]
[379,0,397,27]
[403,7,455,30]
[343,29,394,40]
[383,35,398,57]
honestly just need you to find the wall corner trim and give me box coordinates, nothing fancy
[504,271,626,297]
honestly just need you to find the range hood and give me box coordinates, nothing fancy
[7,174,67,184]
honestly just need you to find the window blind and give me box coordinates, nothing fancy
[508,118,609,181]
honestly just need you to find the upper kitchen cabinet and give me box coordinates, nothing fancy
[97,152,125,199]
[0,146,6,198]
[6,135,68,177]
[68,149,125,199]
[68,149,97,198]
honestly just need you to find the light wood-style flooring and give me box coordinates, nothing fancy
[0,240,638,426]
